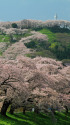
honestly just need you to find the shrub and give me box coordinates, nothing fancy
[12,23,18,28]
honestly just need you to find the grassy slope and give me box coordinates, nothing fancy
[0,34,10,43]
[25,28,70,60]
[0,33,31,43]
[39,28,70,45]
[25,29,56,59]
[39,28,56,43]
[0,32,31,56]
[0,28,70,60]
[0,112,70,125]
[39,28,70,60]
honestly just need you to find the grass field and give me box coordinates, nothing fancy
[0,34,10,43]
[0,32,32,43]
[39,28,70,45]
[39,28,56,43]
[0,111,70,125]
[35,28,70,60]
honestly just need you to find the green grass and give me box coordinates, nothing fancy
[0,34,10,43]
[38,28,70,46]
[25,50,56,59]
[37,28,70,60]
[0,32,32,43]
[39,28,56,43]
[0,51,3,56]
[62,59,70,65]
[0,111,70,125]
[13,33,32,41]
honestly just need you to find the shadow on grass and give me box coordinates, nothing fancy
[55,112,70,125]
[0,111,70,125]
[13,112,51,125]
[0,113,33,125]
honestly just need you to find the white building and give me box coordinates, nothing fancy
[54,14,58,20]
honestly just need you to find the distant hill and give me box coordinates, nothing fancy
[1,20,70,29]
[0,20,70,63]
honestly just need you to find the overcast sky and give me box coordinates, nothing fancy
[0,0,70,22]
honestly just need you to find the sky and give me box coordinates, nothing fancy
[0,0,70,22]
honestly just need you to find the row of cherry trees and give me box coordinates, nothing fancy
[0,56,70,116]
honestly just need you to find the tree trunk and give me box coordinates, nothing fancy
[51,108,56,115]
[9,106,14,114]
[51,111,57,124]
[64,106,68,113]
[23,107,26,115]
[35,107,39,114]
[1,100,11,116]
